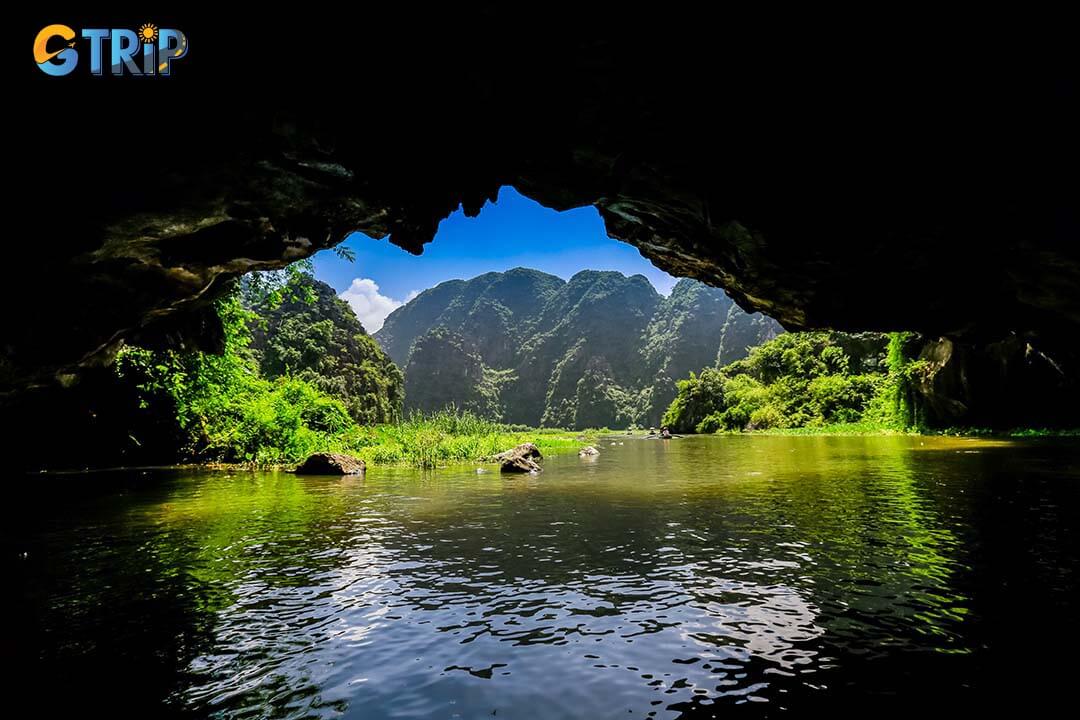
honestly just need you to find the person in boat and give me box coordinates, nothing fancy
[647,427,657,436]
[660,426,672,439]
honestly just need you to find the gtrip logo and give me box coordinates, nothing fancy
[34,23,188,76]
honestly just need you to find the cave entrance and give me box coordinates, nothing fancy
[285,186,781,430]
[313,186,676,334]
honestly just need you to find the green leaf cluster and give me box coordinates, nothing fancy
[117,291,361,463]
[663,331,923,433]
[116,266,406,464]
[246,272,403,425]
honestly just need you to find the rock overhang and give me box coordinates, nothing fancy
[7,9,1076,395]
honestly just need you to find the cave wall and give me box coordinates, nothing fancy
[7,8,1077,431]
[915,336,1080,429]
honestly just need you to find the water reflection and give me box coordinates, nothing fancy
[9,436,1080,717]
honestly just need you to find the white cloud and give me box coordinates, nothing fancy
[339,278,406,333]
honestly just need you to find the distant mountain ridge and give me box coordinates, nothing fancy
[374,268,782,428]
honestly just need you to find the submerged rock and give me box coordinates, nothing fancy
[579,446,600,456]
[495,443,542,473]
[294,452,365,476]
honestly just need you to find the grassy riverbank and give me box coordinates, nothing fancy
[207,409,599,470]
[113,289,597,470]
[750,422,912,436]
[344,411,597,468]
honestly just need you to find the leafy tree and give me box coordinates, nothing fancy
[661,368,728,432]
[116,289,360,463]
[116,263,406,463]
[662,331,921,433]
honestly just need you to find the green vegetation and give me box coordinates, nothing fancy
[116,265,593,467]
[662,331,927,433]
[876,331,923,429]
[111,260,981,465]
[117,291,362,465]
[244,270,404,425]
[403,328,506,419]
[907,426,1080,438]
[376,269,781,429]
[345,408,595,469]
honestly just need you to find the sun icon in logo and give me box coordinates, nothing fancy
[138,23,158,44]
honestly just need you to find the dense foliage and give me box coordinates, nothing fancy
[116,263,403,463]
[662,331,925,433]
[404,328,504,419]
[117,292,360,464]
[246,273,403,424]
[111,260,926,465]
[347,408,595,469]
[376,269,781,429]
[115,267,586,467]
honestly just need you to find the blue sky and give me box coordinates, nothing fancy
[314,186,677,332]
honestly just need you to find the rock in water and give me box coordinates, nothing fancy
[494,443,541,461]
[495,443,542,473]
[578,446,600,456]
[294,452,366,476]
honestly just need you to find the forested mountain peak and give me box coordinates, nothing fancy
[246,274,404,425]
[375,268,781,428]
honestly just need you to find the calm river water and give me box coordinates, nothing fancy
[8,435,1080,718]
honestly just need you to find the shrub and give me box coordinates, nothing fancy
[661,368,727,432]
[117,292,360,464]
[695,413,724,434]
[661,330,923,433]
[748,405,785,430]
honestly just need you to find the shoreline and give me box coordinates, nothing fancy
[741,426,1080,438]
[28,428,1080,475]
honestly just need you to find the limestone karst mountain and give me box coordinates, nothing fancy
[375,269,781,428]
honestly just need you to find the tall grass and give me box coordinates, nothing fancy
[341,409,596,469]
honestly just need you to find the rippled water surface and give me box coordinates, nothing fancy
[9,435,1080,717]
